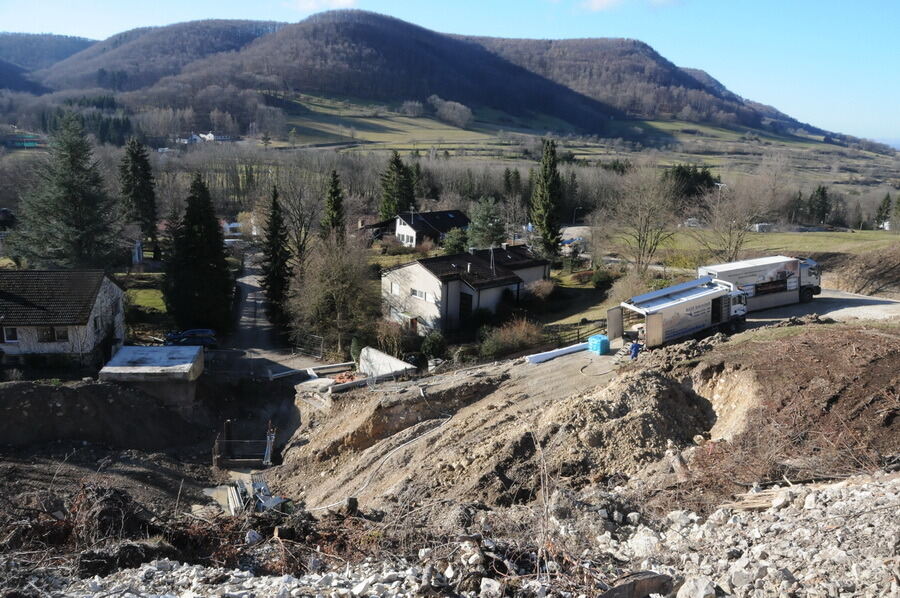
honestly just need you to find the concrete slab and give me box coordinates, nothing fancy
[100,346,204,382]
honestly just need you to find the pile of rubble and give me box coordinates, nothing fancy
[605,472,900,597]
[631,333,729,372]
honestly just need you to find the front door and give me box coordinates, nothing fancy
[459,292,473,320]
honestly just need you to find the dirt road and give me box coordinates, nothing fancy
[748,288,900,327]
[221,252,322,378]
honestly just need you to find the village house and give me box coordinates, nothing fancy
[0,270,125,367]
[382,245,549,333]
[394,209,469,247]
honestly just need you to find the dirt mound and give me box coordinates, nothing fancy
[637,322,900,513]
[630,333,730,372]
[537,369,715,480]
[273,357,713,519]
[0,380,206,449]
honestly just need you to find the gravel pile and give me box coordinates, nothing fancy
[605,472,900,597]
[65,558,426,598]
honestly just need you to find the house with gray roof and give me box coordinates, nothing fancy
[381,245,549,333]
[0,270,125,367]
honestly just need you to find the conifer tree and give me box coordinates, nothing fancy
[119,137,157,240]
[11,112,118,268]
[875,193,892,227]
[162,174,232,331]
[530,139,563,256]
[321,170,345,239]
[467,197,506,248]
[379,151,415,220]
[261,186,292,325]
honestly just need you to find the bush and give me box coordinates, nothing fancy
[382,238,417,256]
[526,279,556,301]
[572,270,595,285]
[350,337,362,363]
[479,319,544,359]
[591,268,617,292]
[421,331,447,359]
[416,239,435,256]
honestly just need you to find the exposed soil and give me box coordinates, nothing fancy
[271,320,900,530]
[0,380,207,450]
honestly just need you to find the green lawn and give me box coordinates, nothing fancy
[665,230,899,257]
[127,288,166,312]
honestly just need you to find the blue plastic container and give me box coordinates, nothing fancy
[588,334,609,355]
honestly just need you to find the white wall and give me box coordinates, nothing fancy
[395,218,418,247]
[513,264,549,287]
[0,277,125,363]
[475,284,519,312]
[382,263,444,331]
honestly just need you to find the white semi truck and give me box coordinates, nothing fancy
[607,276,748,349]
[697,255,821,312]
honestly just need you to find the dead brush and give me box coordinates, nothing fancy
[644,402,885,516]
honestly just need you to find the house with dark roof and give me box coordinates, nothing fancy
[394,210,469,247]
[0,271,125,367]
[381,245,549,333]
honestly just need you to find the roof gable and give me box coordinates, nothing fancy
[0,270,110,326]
[397,210,469,236]
[387,245,545,290]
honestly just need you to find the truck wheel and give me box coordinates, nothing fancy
[800,287,814,303]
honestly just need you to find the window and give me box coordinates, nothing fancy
[2,327,17,343]
[390,282,400,296]
[37,327,68,343]
[410,288,426,300]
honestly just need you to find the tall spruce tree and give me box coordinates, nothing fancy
[530,139,563,256]
[321,170,345,239]
[261,186,292,325]
[119,137,157,240]
[11,112,118,268]
[379,151,415,220]
[875,193,892,227]
[467,197,506,248]
[162,174,233,331]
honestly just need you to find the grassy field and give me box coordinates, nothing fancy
[127,288,166,312]
[665,229,899,257]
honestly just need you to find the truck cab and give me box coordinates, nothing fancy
[798,257,821,301]
[729,290,748,319]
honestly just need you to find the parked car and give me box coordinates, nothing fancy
[165,328,217,342]
[164,335,218,349]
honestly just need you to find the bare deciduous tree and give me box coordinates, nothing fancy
[689,182,765,262]
[605,164,679,274]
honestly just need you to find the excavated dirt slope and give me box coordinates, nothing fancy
[272,321,900,526]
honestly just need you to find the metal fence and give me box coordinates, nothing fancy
[293,333,325,359]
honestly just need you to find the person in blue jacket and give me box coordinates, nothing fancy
[629,339,643,360]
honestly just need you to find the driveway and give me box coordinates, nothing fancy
[217,252,322,378]
[747,288,900,327]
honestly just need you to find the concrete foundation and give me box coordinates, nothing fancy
[99,346,204,415]
[358,347,416,378]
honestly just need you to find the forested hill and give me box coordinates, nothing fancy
[464,35,819,133]
[141,11,621,131]
[0,33,94,71]
[0,58,46,94]
[35,20,284,91]
[0,10,862,141]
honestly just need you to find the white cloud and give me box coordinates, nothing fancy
[581,0,680,11]
[285,0,357,12]
[582,0,625,10]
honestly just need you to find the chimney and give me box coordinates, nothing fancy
[467,262,472,273]
[357,218,364,230]
[501,242,508,251]
[468,247,476,255]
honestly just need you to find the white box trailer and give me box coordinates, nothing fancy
[698,256,821,312]
[607,277,747,348]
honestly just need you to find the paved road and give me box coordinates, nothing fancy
[216,252,322,378]
[747,288,900,327]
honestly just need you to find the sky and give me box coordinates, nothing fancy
[1,0,897,142]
